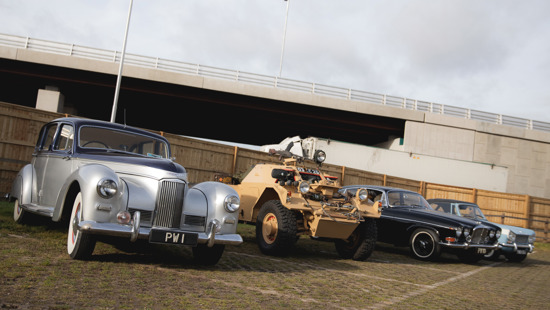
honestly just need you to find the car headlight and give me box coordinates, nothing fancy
[97,179,118,198]
[357,189,369,202]
[496,230,501,239]
[313,150,326,164]
[529,234,536,244]
[299,182,310,194]
[456,227,463,238]
[463,227,470,237]
[507,231,516,243]
[224,195,240,213]
[489,230,495,238]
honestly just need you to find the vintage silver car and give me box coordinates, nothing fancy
[9,117,242,265]
[428,199,535,262]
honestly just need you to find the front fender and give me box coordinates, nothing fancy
[10,164,36,205]
[53,164,128,223]
[187,181,240,235]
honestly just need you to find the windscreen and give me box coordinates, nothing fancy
[79,126,169,159]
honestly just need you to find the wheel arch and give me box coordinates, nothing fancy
[250,188,281,223]
[56,181,81,223]
[10,164,35,205]
[406,224,440,241]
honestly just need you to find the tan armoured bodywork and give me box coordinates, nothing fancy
[231,159,381,240]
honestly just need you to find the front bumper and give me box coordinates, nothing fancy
[77,211,243,247]
[500,242,535,254]
[439,242,500,251]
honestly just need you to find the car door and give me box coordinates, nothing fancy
[35,123,76,208]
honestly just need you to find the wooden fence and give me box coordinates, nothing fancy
[1,101,549,242]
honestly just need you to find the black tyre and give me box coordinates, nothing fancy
[334,218,377,261]
[67,192,96,260]
[256,200,297,256]
[504,252,527,263]
[457,249,483,264]
[192,244,225,266]
[409,228,441,260]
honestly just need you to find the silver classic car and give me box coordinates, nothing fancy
[428,199,535,262]
[9,117,242,265]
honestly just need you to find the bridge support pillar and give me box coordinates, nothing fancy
[36,86,65,113]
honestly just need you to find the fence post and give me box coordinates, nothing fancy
[419,181,425,196]
[341,166,346,185]
[546,220,549,241]
[231,146,238,176]
[472,188,477,203]
[524,195,532,229]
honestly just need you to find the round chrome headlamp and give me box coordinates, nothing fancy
[313,150,326,164]
[507,231,516,243]
[299,182,310,194]
[496,230,501,239]
[357,189,369,202]
[463,227,471,237]
[489,230,496,238]
[224,195,240,213]
[528,234,536,244]
[456,227,463,238]
[97,179,118,198]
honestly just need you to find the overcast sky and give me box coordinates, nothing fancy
[1,0,549,123]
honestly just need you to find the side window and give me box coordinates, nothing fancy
[54,124,74,151]
[39,124,58,151]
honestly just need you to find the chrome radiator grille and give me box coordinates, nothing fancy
[516,235,529,244]
[153,180,185,228]
[471,228,489,244]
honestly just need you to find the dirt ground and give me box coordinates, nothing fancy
[1,202,549,309]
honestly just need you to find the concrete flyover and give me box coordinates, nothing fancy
[0,33,549,199]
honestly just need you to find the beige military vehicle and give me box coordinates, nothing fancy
[230,147,381,261]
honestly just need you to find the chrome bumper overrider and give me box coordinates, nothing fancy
[77,211,243,246]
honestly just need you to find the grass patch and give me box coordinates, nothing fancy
[2,200,550,309]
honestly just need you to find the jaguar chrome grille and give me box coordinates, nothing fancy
[471,228,490,244]
[153,180,185,228]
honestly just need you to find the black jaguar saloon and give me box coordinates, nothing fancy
[340,185,501,263]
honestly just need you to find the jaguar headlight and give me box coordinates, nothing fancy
[97,179,118,199]
[299,182,310,194]
[224,195,240,213]
[529,234,536,244]
[463,227,470,237]
[489,230,496,238]
[456,227,463,238]
[496,230,501,239]
[357,189,369,202]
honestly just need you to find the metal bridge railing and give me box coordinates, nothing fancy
[1,33,549,133]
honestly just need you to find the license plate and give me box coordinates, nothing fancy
[517,249,527,255]
[149,229,198,246]
[476,248,487,254]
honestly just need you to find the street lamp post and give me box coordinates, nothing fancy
[110,0,133,123]
[278,0,290,77]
